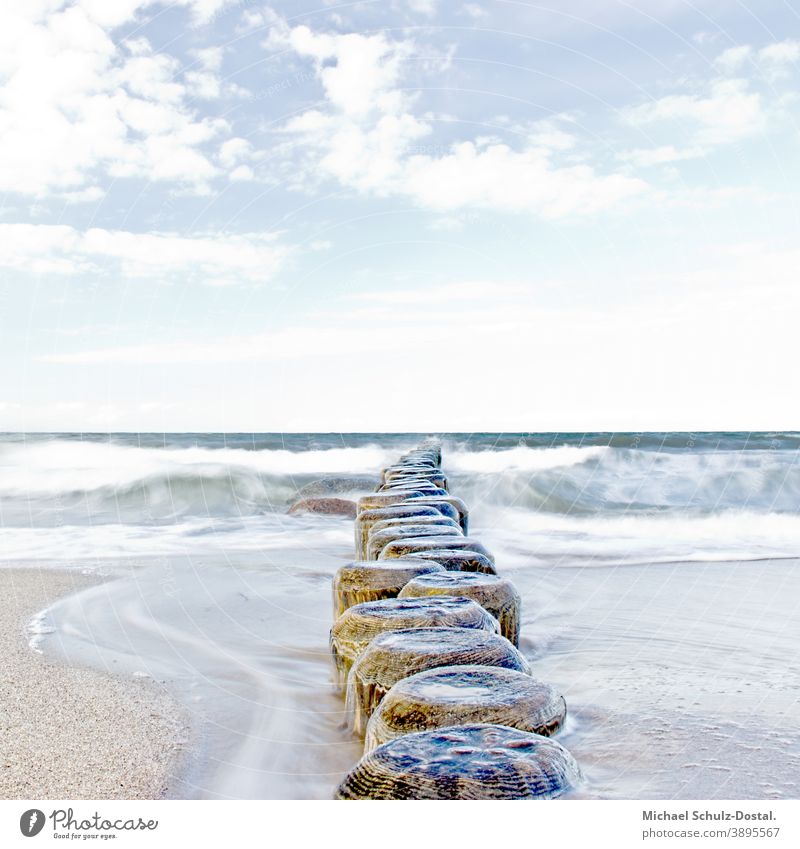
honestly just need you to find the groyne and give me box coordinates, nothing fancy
[329,440,580,800]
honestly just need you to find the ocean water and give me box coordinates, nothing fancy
[2,432,800,798]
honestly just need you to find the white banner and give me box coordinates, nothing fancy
[2,800,798,849]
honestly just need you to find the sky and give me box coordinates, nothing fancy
[1,0,799,432]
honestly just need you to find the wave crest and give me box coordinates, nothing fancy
[0,440,391,523]
[447,444,800,515]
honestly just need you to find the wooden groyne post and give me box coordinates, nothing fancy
[329,440,580,799]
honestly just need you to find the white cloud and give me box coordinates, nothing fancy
[621,39,799,175]
[757,39,800,81]
[185,69,222,99]
[713,45,752,73]
[274,21,646,217]
[463,3,489,19]
[33,258,800,432]
[692,31,719,47]
[627,78,764,146]
[218,137,257,180]
[527,123,577,151]
[658,241,800,291]
[713,38,800,82]
[0,399,179,430]
[389,141,641,217]
[191,46,224,72]
[619,144,706,167]
[406,0,438,15]
[348,280,527,305]
[654,185,770,210]
[0,223,289,282]
[184,45,250,100]
[77,1,146,29]
[759,39,800,66]
[61,185,106,203]
[0,224,88,274]
[218,137,253,167]
[163,0,238,26]
[278,26,413,118]
[39,325,398,365]
[428,214,468,231]
[39,288,553,366]
[236,5,280,34]
[229,164,255,181]
[0,2,244,197]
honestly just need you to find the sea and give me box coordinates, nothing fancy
[1,432,799,799]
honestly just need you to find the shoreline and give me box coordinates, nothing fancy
[0,567,190,800]
[25,551,800,799]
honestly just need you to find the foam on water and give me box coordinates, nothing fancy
[473,507,800,565]
[445,444,608,473]
[449,444,800,515]
[0,440,393,494]
[2,433,798,565]
[0,515,354,562]
[0,438,390,527]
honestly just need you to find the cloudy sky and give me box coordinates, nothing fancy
[1,0,798,431]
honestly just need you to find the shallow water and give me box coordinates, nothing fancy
[508,558,800,799]
[3,432,800,798]
[34,545,364,800]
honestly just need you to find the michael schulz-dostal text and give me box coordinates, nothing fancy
[643,810,775,822]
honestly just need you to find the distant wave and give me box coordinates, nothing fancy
[0,440,394,491]
[1,437,799,565]
[0,440,393,524]
[445,444,800,515]
[444,444,608,473]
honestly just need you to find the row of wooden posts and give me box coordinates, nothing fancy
[329,440,581,799]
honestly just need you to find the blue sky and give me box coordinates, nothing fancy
[1,0,799,431]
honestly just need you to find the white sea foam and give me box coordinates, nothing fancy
[445,444,608,473]
[0,440,394,495]
[0,440,393,525]
[27,610,55,654]
[474,506,800,566]
[2,436,799,564]
[450,444,800,515]
[0,516,354,563]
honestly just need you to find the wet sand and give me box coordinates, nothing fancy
[0,568,189,799]
[505,557,800,799]
[32,543,800,800]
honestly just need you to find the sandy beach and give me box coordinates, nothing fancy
[0,568,188,800]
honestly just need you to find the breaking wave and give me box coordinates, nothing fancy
[447,443,800,515]
[1,434,799,564]
[0,440,393,524]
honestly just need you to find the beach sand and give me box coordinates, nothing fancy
[0,568,188,800]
